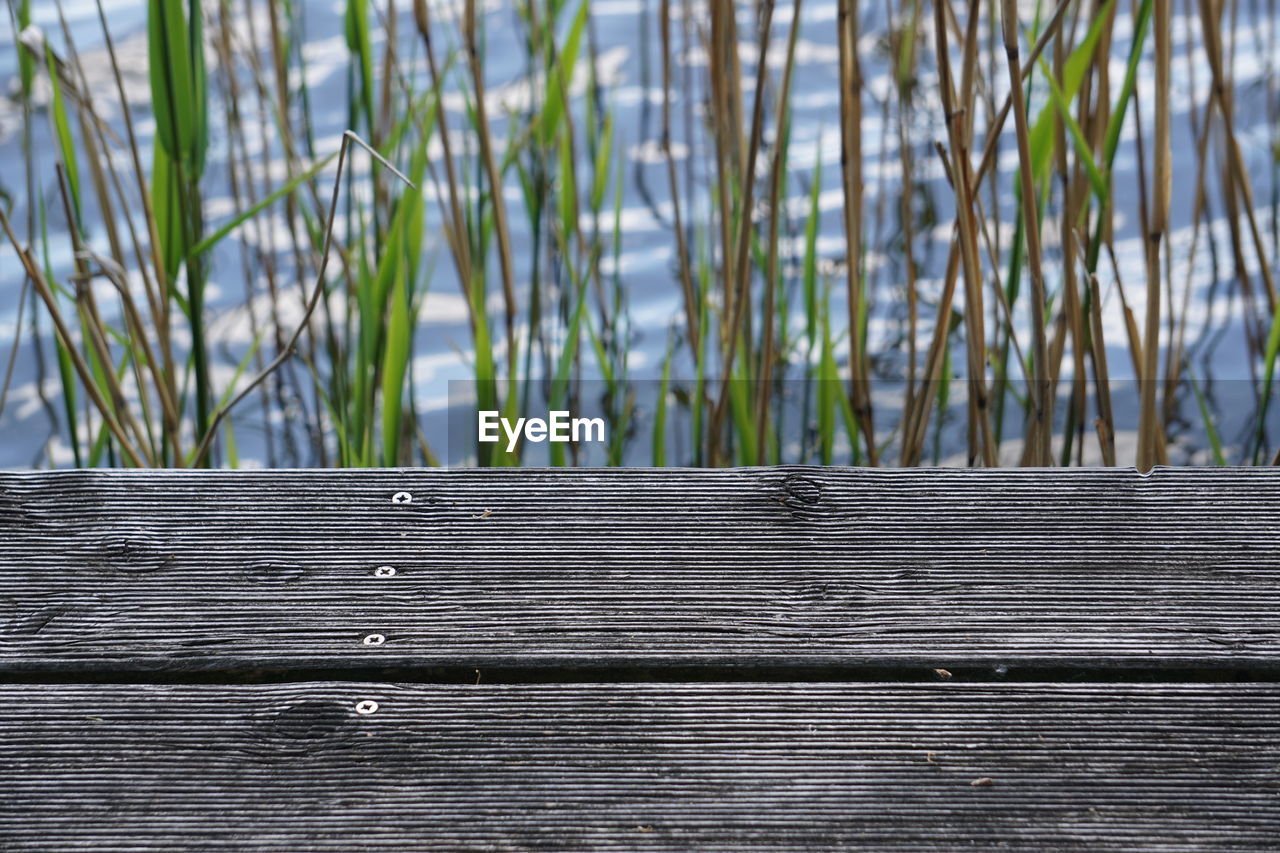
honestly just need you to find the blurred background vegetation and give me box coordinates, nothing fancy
[0,0,1277,468]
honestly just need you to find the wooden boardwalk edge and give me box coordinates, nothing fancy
[3,466,1280,674]
[1,681,1277,850]
[2,467,1279,848]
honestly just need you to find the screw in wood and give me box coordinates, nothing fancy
[374,566,397,577]
[363,634,386,646]
[392,491,412,504]
[355,700,379,715]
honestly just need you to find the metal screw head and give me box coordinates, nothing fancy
[355,700,379,715]
[374,566,397,578]
[363,633,386,646]
[392,491,412,505]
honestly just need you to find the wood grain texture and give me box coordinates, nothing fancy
[1,681,1276,851]
[2,466,1280,674]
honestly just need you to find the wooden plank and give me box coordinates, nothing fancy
[2,467,1280,674]
[0,682,1275,850]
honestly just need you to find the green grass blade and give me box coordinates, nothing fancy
[653,336,673,466]
[1024,0,1113,190]
[1189,372,1226,466]
[380,261,413,466]
[45,48,80,223]
[343,0,375,132]
[148,0,196,163]
[188,151,338,259]
[1254,295,1280,461]
[540,0,588,146]
[591,112,614,213]
[182,332,265,466]
[802,157,822,350]
[1102,0,1153,167]
[16,0,34,96]
[1038,58,1109,200]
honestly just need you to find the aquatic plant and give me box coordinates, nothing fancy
[1,0,1277,468]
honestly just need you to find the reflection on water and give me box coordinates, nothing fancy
[0,1,1277,467]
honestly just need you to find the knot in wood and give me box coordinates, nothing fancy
[258,700,353,753]
[243,561,307,583]
[786,579,862,615]
[778,474,825,516]
[83,532,174,575]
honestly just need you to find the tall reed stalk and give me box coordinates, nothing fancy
[3,0,1277,469]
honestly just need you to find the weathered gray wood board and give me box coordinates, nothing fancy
[1,682,1276,851]
[2,466,1279,674]
[3,467,1279,850]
